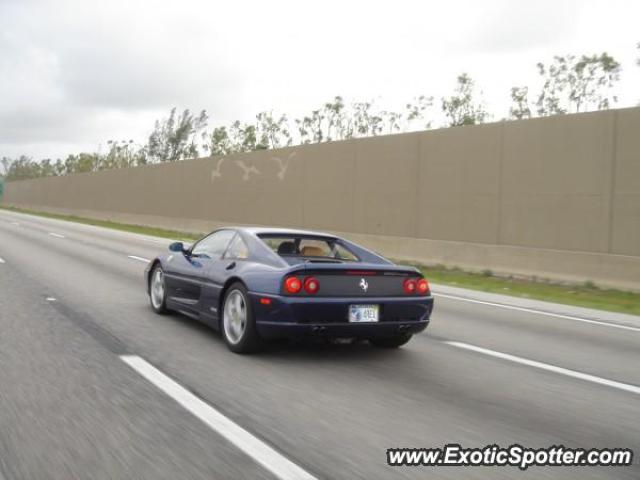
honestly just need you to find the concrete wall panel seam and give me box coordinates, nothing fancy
[607,110,618,254]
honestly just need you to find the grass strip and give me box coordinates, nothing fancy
[2,204,638,316]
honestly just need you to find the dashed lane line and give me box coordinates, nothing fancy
[127,255,151,263]
[121,355,317,480]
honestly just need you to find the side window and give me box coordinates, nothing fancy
[333,243,358,261]
[224,234,250,260]
[191,230,236,259]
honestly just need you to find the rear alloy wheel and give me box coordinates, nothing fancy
[221,283,261,354]
[370,333,413,348]
[149,265,168,314]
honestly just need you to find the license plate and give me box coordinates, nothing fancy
[349,304,379,323]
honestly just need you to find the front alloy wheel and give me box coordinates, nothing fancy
[149,265,168,314]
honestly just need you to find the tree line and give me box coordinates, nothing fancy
[1,47,636,182]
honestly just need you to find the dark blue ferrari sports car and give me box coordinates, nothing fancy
[145,227,434,353]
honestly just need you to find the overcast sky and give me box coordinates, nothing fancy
[1,0,638,160]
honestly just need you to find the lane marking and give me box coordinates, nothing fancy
[128,255,150,263]
[48,232,66,238]
[446,341,640,396]
[46,297,56,302]
[0,257,4,264]
[433,292,640,333]
[120,355,317,480]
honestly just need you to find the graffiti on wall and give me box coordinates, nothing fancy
[210,152,297,183]
[270,152,296,180]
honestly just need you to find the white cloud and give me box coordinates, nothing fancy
[1,0,638,159]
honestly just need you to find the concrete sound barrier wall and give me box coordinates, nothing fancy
[4,107,640,290]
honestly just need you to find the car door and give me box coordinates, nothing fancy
[199,232,250,321]
[165,229,236,316]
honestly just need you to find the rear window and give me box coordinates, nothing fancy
[259,235,359,261]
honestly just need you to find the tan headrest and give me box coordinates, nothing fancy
[301,246,325,257]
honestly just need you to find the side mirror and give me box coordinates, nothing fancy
[169,241,185,253]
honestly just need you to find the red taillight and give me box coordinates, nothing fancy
[304,276,320,294]
[403,278,417,294]
[416,278,430,295]
[284,276,302,294]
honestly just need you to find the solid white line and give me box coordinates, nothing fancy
[120,355,317,480]
[433,292,640,333]
[127,255,150,263]
[48,232,66,238]
[446,341,640,395]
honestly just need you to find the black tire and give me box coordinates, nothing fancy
[370,333,413,348]
[221,282,261,354]
[149,264,168,314]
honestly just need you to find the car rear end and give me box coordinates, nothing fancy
[250,264,434,340]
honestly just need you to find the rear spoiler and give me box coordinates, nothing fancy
[291,262,421,276]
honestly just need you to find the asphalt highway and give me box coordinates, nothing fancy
[0,209,638,480]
